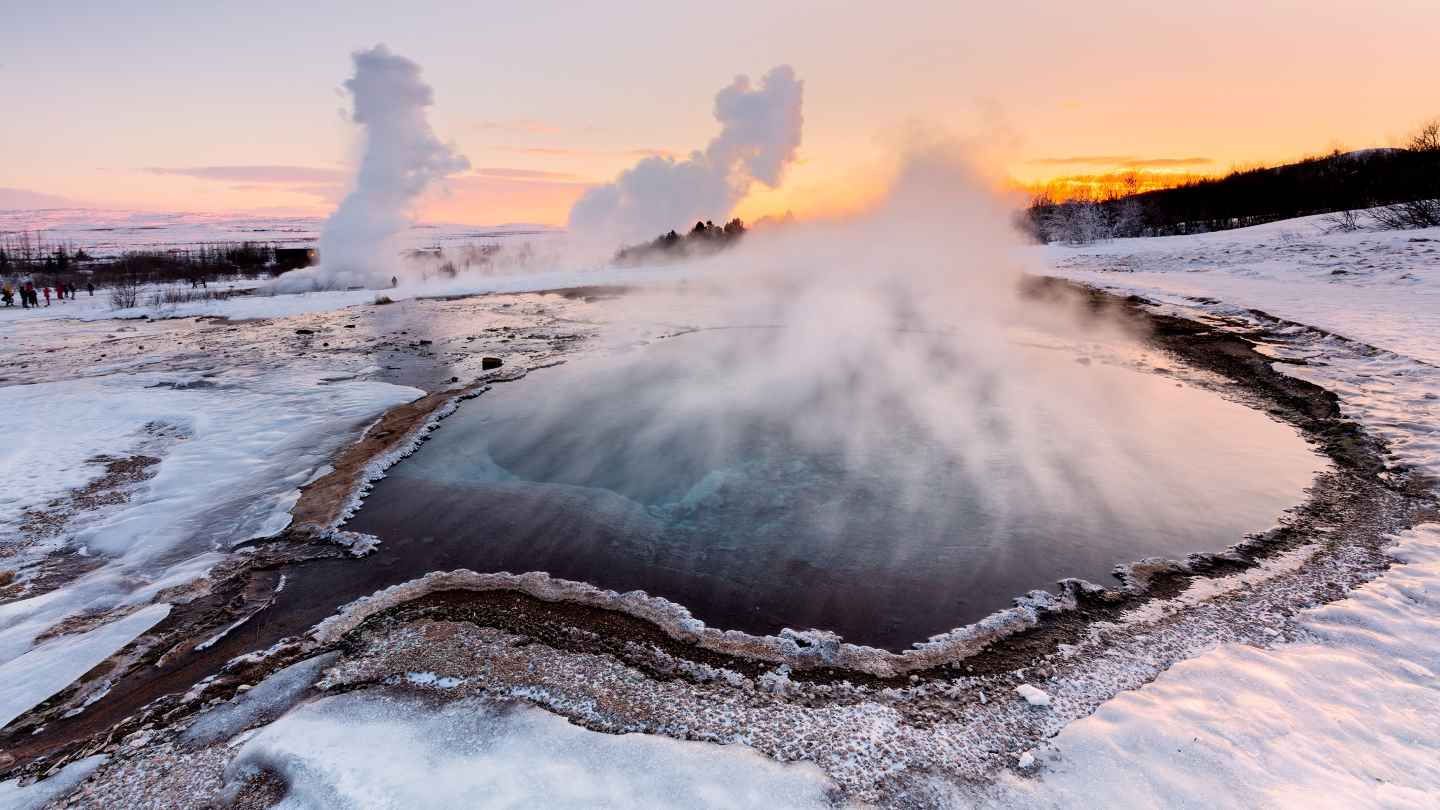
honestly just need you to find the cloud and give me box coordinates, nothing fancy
[1121,156,1212,167]
[473,118,566,135]
[142,165,348,183]
[1028,155,1212,168]
[0,187,86,210]
[228,183,346,205]
[497,146,677,160]
[472,167,587,181]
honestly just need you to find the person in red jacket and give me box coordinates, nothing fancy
[42,286,51,306]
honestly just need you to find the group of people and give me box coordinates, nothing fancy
[1,279,94,308]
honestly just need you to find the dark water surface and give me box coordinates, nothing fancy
[343,331,1322,650]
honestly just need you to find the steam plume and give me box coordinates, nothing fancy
[278,45,468,291]
[567,66,803,244]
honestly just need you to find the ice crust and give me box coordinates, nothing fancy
[0,604,171,728]
[310,568,1075,678]
[182,652,338,748]
[222,691,837,809]
[0,366,419,731]
[0,754,109,810]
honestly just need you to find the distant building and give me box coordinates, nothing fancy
[275,247,317,270]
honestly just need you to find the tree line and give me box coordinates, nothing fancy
[614,218,747,265]
[1025,119,1440,244]
[0,237,313,287]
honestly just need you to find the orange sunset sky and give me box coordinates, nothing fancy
[4,1,1438,225]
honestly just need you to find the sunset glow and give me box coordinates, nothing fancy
[5,1,1438,226]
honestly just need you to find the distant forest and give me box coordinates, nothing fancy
[614,218,747,265]
[1026,119,1440,244]
[0,237,313,285]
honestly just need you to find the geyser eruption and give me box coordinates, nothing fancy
[278,45,468,291]
[568,65,803,245]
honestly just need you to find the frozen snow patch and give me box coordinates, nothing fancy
[1015,684,1051,707]
[182,652,338,748]
[0,754,108,810]
[403,671,465,689]
[223,690,836,808]
[0,603,171,729]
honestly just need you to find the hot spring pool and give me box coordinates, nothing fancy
[344,329,1323,650]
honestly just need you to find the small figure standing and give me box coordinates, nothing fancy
[87,282,95,296]
[1,285,13,307]
[42,286,52,306]
[391,275,398,288]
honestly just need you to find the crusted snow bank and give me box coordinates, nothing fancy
[223,690,836,809]
[310,569,1074,678]
[965,524,1440,808]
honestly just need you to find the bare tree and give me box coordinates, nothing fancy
[108,275,141,309]
[1369,118,1440,229]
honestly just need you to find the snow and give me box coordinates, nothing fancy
[0,365,419,727]
[1014,684,1051,707]
[967,526,1440,809]
[182,653,338,748]
[223,691,837,809]
[0,754,109,810]
[1045,216,1440,365]
[0,208,555,258]
[403,671,465,689]
[0,604,170,728]
[0,262,696,325]
[983,216,1440,808]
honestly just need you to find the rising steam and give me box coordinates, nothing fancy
[567,66,803,245]
[277,44,468,291]
[522,139,1311,582]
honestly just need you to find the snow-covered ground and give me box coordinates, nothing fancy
[0,343,422,732]
[1,211,1436,808]
[988,216,1440,808]
[0,265,692,325]
[224,691,836,808]
[1045,214,1440,365]
[0,208,556,258]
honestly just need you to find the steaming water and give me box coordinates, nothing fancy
[347,330,1322,650]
